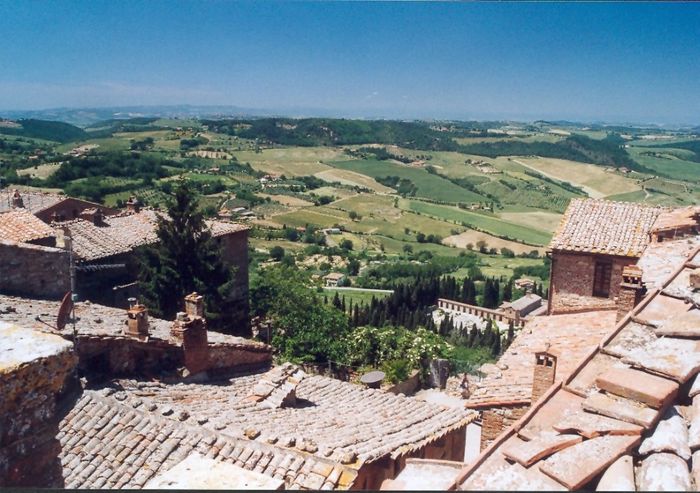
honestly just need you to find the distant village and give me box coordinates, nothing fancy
[3,185,700,490]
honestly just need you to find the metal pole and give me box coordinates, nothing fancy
[66,234,78,344]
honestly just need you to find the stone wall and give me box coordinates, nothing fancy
[480,404,529,450]
[549,252,634,314]
[0,324,78,487]
[0,240,70,299]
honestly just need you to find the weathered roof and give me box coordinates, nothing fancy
[501,293,542,313]
[143,453,285,489]
[460,311,616,408]
[0,189,64,214]
[0,320,73,374]
[58,390,357,489]
[548,198,662,257]
[0,294,269,352]
[108,368,475,466]
[54,209,249,261]
[324,272,346,280]
[455,245,700,491]
[651,205,700,233]
[0,208,56,243]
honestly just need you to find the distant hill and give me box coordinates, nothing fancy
[0,119,87,143]
[459,134,652,172]
[202,118,461,151]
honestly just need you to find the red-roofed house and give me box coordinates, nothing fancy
[547,198,662,314]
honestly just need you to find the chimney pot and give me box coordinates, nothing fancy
[10,189,24,208]
[531,350,557,403]
[617,265,645,322]
[184,292,204,318]
[125,302,149,339]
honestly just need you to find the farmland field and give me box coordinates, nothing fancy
[442,230,545,255]
[402,199,552,246]
[230,147,343,177]
[314,168,394,193]
[330,159,485,203]
[627,146,700,182]
[510,157,641,198]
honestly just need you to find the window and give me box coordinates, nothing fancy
[593,261,612,298]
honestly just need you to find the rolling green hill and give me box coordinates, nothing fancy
[0,119,87,143]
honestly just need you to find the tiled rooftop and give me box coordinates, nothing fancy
[0,294,267,350]
[58,390,357,489]
[548,198,663,257]
[455,245,700,491]
[54,209,249,261]
[0,189,64,214]
[105,367,475,466]
[0,208,56,244]
[458,311,616,408]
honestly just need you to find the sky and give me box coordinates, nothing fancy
[0,1,699,124]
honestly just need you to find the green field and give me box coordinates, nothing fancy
[330,159,485,203]
[402,199,552,246]
[627,146,700,182]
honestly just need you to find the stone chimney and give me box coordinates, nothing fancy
[124,297,149,340]
[532,346,557,403]
[125,196,141,213]
[616,265,644,322]
[184,292,204,318]
[171,294,209,375]
[11,189,24,208]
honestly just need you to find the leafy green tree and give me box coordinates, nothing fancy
[250,265,349,364]
[339,239,353,251]
[138,180,239,332]
[269,245,285,261]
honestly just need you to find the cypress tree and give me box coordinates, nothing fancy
[139,180,240,334]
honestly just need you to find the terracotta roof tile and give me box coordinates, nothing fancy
[0,209,56,243]
[107,367,476,465]
[462,311,615,408]
[548,198,662,257]
[53,209,248,261]
[58,391,355,489]
[454,244,700,492]
[0,189,64,214]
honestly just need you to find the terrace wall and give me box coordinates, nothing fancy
[0,240,70,299]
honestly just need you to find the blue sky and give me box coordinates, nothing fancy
[1,1,699,123]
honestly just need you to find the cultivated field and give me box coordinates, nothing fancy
[510,157,641,198]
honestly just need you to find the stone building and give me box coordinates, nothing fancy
[547,198,662,314]
[0,189,118,222]
[0,194,251,335]
[0,293,270,379]
[0,296,475,490]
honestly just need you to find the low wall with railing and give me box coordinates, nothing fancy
[437,298,525,328]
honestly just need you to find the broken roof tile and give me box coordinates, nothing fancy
[582,392,660,429]
[621,336,700,383]
[636,452,691,491]
[639,406,691,460]
[552,410,643,438]
[538,435,641,490]
[595,367,679,409]
[501,432,582,467]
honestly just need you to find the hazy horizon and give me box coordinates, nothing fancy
[1,1,699,125]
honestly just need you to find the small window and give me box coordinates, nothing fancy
[593,261,613,298]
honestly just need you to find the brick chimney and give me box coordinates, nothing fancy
[172,294,209,375]
[125,196,141,213]
[532,347,557,403]
[616,265,644,322]
[11,189,24,208]
[124,297,149,340]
